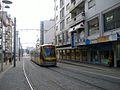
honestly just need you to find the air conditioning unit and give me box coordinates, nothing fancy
[81,11,85,16]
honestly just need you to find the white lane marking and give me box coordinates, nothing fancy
[23,60,34,90]
[81,70,120,80]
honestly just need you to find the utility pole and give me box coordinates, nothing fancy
[19,37,20,61]
[13,17,16,67]
[40,21,44,45]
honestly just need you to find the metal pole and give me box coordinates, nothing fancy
[1,3,4,71]
[19,37,20,61]
[13,17,16,67]
[40,21,44,45]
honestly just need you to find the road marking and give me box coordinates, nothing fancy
[81,70,120,80]
[23,60,34,90]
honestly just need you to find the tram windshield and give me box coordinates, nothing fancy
[44,47,55,57]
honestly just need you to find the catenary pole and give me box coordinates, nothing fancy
[13,17,16,67]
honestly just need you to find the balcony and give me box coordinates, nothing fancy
[69,12,85,27]
[69,0,85,12]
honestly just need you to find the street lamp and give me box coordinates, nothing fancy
[2,0,12,4]
[4,5,10,8]
[0,0,12,71]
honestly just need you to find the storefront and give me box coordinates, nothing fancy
[89,42,114,66]
[116,42,120,67]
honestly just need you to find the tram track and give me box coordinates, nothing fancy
[56,66,120,85]
[47,67,107,90]
[46,64,120,90]
[24,58,120,90]
[24,59,66,90]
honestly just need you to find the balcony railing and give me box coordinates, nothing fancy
[69,12,85,27]
[69,0,85,12]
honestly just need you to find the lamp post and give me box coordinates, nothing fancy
[0,0,12,71]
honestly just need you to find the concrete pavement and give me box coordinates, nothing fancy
[0,57,120,90]
[0,58,30,90]
[59,59,120,78]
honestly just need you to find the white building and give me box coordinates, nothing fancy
[54,0,120,67]
[54,0,71,46]
[40,19,55,45]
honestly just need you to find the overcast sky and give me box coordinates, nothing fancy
[9,0,54,49]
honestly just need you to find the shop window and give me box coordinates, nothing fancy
[82,50,87,62]
[63,50,66,59]
[71,50,75,60]
[104,6,120,32]
[100,51,109,65]
[116,44,120,61]
[88,17,99,36]
[76,50,80,60]
[66,50,71,60]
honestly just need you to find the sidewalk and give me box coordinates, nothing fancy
[0,58,30,90]
[0,61,12,79]
[58,59,120,77]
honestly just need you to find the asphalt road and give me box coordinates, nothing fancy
[0,56,120,90]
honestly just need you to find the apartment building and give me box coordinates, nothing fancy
[0,11,13,70]
[4,14,13,62]
[40,19,55,45]
[54,0,120,67]
[84,0,120,67]
[54,0,71,59]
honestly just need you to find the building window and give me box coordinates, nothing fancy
[55,36,57,45]
[88,17,99,36]
[88,0,95,9]
[60,7,64,19]
[56,5,58,11]
[60,20,65,31]
[71,0,76,4]
[62,33,65,43]
[58,34,63,44]
[104,6,120,32]
[60,0,64,8]
[56,26,58,31]
[66,17,70,24]
[66,31,69,42]
[66,3,70,11]
[56,15,58,21]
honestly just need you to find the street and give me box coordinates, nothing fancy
[0,56,120,90]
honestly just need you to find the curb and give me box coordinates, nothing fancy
[58,60,120,71]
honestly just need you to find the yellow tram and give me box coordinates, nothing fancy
[31,44,57,66]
